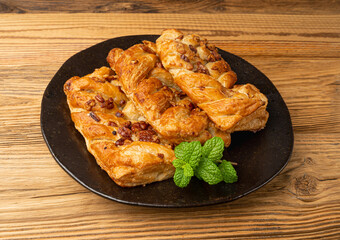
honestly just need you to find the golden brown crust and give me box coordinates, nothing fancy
[63,30,270,187]
[107,42,233,147]
[156,29,269,132]
[107,43,212,144]
[227,84,269,132]
[90,141,175,187]
[156,29,237,89]
[64,67,175,187]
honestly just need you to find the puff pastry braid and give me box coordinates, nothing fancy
[156,29,269,132]
[63,30,269,187]
[107,41,231,146]
[64,67,175,187]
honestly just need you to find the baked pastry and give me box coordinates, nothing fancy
[107,41,231,146]
[64,66,175,187]
[64,30,269,188]
[156,29,269,132]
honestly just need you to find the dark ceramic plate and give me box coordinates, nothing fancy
[41,35,293,207]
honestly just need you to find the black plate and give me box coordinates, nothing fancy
[41,35,293,207]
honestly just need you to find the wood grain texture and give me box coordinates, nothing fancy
[0,13,339,239]
[0,0,340,15]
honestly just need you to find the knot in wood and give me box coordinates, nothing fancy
[304,157,314,165]
[294,174,318,196]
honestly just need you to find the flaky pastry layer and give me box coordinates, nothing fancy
[64,67,175,187]
[107,41,231,146]
[156,29,269,132]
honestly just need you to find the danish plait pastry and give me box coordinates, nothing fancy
[64,29,269,187]
[64,67,175,187]
[156,29,269,132]
[107,41,231,145]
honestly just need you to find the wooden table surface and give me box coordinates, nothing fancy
[1,1,339,239]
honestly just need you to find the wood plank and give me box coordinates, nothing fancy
[1,0,339,15]
[0,13,339,64]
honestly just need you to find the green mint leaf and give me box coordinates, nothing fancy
[173,138,238,188]
[219,160,238,183]
[202,137,225,162]
[183,163,194,177]
[187,141,202,169]
[172,158,186,168]
[174,141,202,169]
[173,168,191,188]
[174,142,190,161]
[196,159,223,185]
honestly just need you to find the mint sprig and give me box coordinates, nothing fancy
[172,137,238,188]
